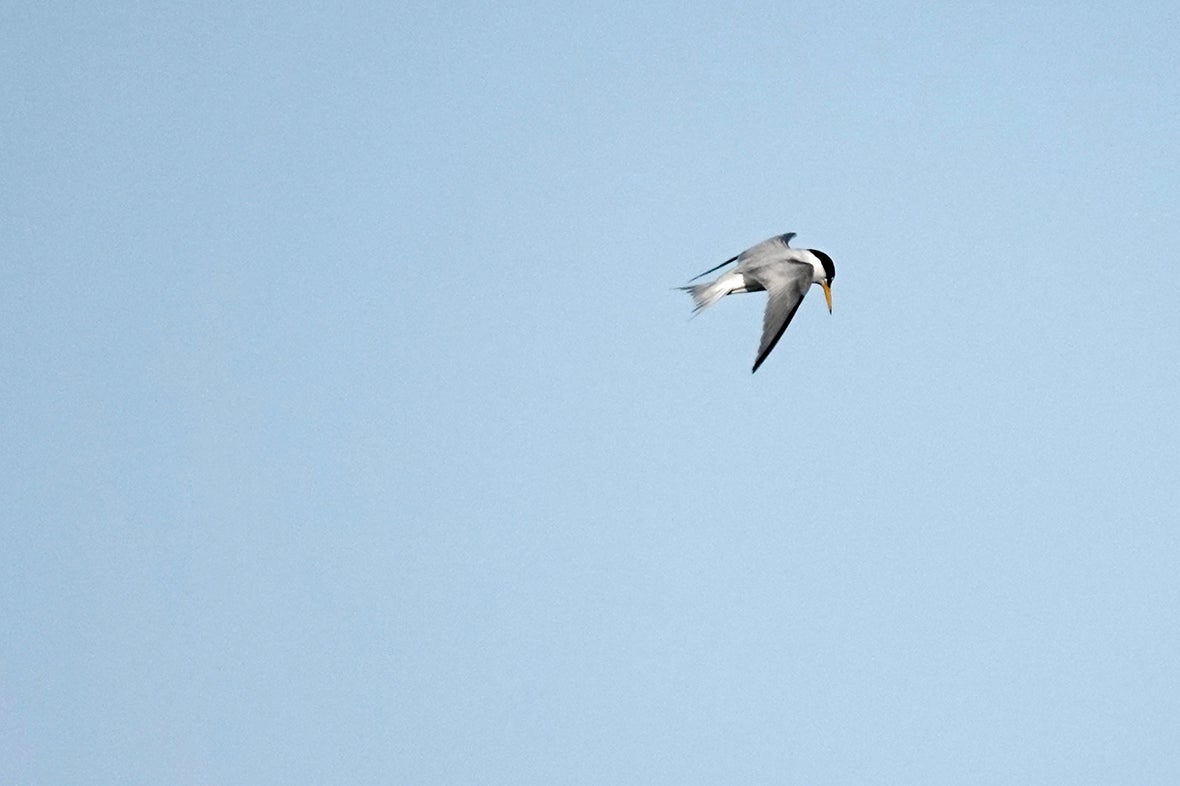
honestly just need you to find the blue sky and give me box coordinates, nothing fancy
[3,2,1179,783]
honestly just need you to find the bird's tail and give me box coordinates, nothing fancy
[679,281,729,314]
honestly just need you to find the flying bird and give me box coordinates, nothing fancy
[681,233,835,373]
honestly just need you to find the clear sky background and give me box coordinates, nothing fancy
[3,2,1179,783]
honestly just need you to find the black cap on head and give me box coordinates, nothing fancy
[809,249,835,282]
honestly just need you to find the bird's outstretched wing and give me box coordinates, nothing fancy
[747,261,810,373]
[687,232,796,282]
[687,253,740,283]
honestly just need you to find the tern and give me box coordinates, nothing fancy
[681,233,835,373]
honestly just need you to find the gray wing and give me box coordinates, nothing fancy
[688,233,796,282]
[746,262,811,373]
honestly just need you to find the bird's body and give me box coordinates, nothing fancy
[681,233,835,373]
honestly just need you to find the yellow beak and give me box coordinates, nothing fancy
[822,280,833,313]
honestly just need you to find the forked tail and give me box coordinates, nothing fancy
[679,281,729,314]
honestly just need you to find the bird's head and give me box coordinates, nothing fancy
[809,249,836,313]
